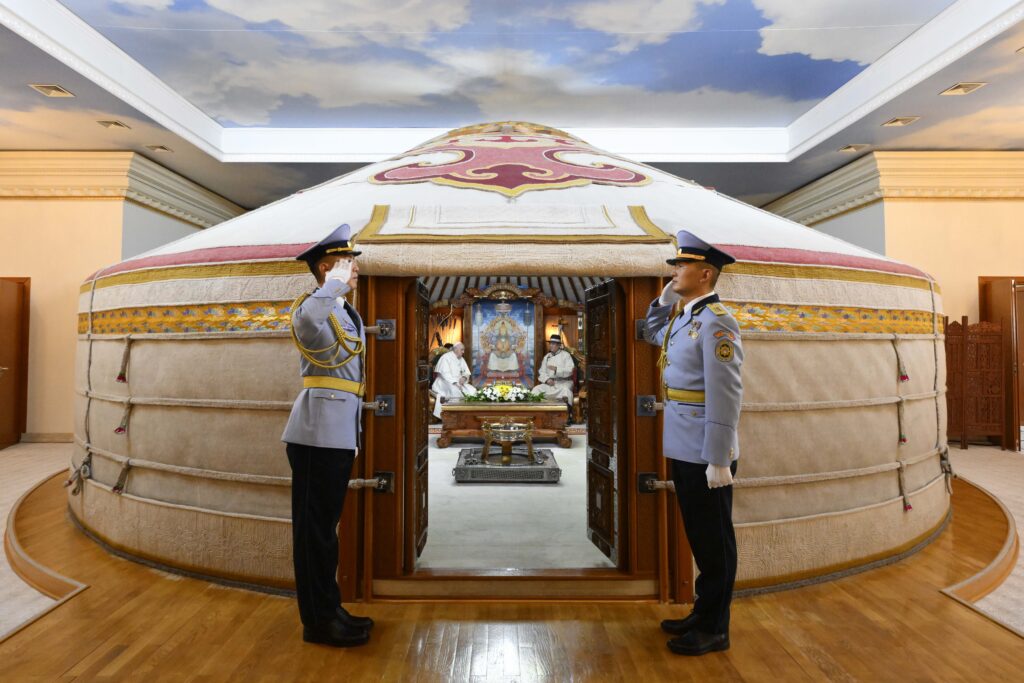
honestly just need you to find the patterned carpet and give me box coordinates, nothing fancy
[950,445,1024,635]
[0,443,70,640]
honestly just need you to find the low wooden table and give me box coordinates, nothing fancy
[438,400,571,448]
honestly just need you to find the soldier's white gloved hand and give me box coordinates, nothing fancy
[326,259,352,284]
[706,464,733,488]
[659,283,682,307]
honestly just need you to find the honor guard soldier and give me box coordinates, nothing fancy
[645,229,743,656]
[282,223,374,647]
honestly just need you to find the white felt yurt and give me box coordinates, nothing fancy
[70,122,950,592]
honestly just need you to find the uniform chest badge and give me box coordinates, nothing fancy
[688,321,702,340]
[715,339,735,363]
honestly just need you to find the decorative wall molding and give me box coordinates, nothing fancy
[765,152,1024,226]
[0,152,244,227]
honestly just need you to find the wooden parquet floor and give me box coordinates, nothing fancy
[2,475,1022,682]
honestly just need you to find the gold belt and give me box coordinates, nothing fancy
[303,376,365,397]
[665,387,705,404]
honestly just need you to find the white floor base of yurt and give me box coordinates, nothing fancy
[417,433,616,571]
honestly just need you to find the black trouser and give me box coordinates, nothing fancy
[670,459,738,636]
[286,443,356,627]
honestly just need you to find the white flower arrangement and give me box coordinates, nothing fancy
[466,383,542,403]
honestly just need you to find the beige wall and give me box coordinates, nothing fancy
[884,199,1024,322]
[0,198,123,437]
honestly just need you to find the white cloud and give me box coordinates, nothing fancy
[204,0,471,47]
[548,0,725,53]
[753,0,955,65]
[893,103,1024,148]
[116,0,176,7]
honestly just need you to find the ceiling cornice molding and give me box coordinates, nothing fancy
[0,151,244,227]
[765,152,1024,225]
[787,0,1024,159]
[2,0,1023,163]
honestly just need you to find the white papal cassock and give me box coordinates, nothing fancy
[432,350,477,417]
[532,349,575,402]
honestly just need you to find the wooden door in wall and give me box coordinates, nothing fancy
[979,277,1022,452]
[405,280,431,565]
[0,278,29,450]
[584,279,626,564]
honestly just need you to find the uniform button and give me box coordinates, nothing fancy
[330,393,336,398]
[665,361,671,366]
[691,410,698,417]
[670,341,675,346]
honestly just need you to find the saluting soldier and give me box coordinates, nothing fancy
[282,223,374,648]
[645,229,743,656]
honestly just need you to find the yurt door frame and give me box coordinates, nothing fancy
[352,275,693,602]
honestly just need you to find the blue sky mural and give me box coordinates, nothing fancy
[57,0,958,127]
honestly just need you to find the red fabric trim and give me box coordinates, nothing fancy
[86,243,314,280]
[719,244,932,279]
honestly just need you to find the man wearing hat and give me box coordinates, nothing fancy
[282,223,374,648]
[645,229,743,656]
[531,334,576,413]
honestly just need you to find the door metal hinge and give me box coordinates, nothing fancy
[635,319,650,341]
[348,471,395,493]
[638,472,675,494]
[366,319,396,340]
[362,394,395,416]
[636,395,664,416]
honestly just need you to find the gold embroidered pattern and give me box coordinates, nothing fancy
[79,302,293,335]
[729,302,937,334]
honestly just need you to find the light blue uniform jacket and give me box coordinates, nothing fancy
[645,293,743,467]
[281,279,366,450]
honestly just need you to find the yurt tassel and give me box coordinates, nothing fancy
[897,461,913,512]
[896,398,908,445]
[891,336,909,383]
[939,446,954,494]
[113,459,132,495]
[114,401,133,435]
[64,450,93,496]
[115,335,133,383]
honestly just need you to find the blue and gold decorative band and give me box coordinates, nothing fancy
[79,301,938,336]
[79,302,293,335]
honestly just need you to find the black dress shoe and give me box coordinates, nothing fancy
[667,630,729,656]
[661,612,701,636]
[337,605,375,630]
[303,618,370,648]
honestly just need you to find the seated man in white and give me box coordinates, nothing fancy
[531,334,575,410]
[431,342,477,418]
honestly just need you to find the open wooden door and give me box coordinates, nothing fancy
[404,280,431,567]
[980,277,1022,452]
[0,278,29,450]
[585,279,625,564]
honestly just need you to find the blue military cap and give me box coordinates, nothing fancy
[295,223,361,271]
[666,229,736,270]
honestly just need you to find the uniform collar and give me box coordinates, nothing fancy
[683,291,718,319]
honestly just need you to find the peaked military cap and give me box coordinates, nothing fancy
[666,229,736,270]
[295,223,361,271]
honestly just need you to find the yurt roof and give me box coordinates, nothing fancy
[91,122,933,284]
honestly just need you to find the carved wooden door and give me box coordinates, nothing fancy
[406,280,432,563]
[585,280,624,563]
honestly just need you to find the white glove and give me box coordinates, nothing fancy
[659,283,682,307]
[326,259,352,284]
[706,464,733,489]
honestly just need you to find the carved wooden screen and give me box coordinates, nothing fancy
[946,316,1005,448]
[406,280,431,564]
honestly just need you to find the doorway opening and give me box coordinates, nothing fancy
[410,276,621,572]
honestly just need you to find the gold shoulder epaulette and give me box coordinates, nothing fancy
[708,302,729,316]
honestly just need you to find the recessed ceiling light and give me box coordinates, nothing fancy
[97,120,131,130]
[940,82,987,96]
[882,116,921,127]
[145,144,173,153]
[28,83,74,98]
[838,144,869,153]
